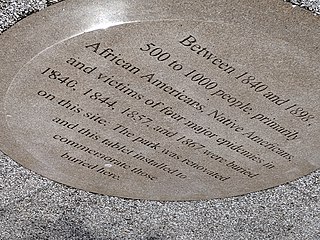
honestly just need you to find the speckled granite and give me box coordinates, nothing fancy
[0,1,319,239]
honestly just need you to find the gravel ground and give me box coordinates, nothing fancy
[0,1,319,239]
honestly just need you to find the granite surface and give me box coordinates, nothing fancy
[0,1,319,239]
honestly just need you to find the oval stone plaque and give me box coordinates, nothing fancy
[1,1,319,200]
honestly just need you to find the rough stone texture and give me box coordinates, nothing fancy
[0,1,319,239]
[287,0,320,14]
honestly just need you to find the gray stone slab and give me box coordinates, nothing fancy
[0,1,319,239]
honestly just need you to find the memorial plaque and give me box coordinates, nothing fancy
[0,0,319,200]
